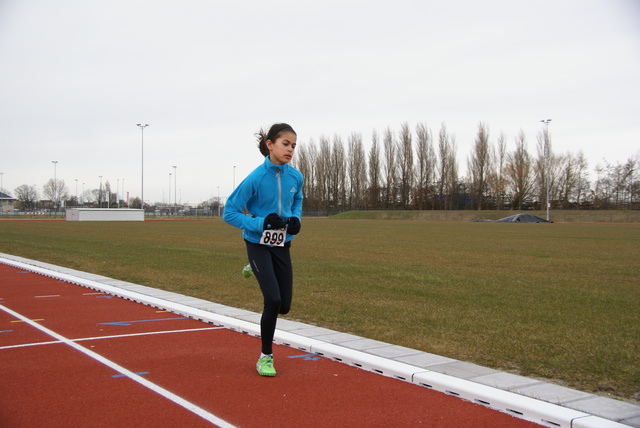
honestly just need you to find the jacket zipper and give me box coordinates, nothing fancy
[276,169,282,217]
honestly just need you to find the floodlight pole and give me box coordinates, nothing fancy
[52,160,58,213]
[540,119,552,221]
[137,123,149,211]
[173,165,177,210]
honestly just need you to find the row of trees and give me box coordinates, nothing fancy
[5,121,638,214]
[10,179,140,211]
[293,122,639,212]
[8,180,218,214]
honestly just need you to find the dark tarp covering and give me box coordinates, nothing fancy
[474,214,552,223]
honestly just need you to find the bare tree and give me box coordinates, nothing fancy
[14,184,39,210]
[316,136,331,212]
[486,132,507,209]
[415,122,435,210]
[506,130,534,210]
[397,122,414,208]
[535,129,558,212]
[43,178,68,210]
[293,139,317,211]
[468,122,491,210]
[367,130,382,209]
[348,133,367,210]
[330,135,347,209]
[129,196,142,209]
[436,124,458,209]
[573,151,590,206]
[596,158,637,207]
[618,157,636,206]
[556,152,590,209]
[382,127,397,208]
[445,135,459,209]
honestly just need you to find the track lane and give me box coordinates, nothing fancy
[0,263,542,427]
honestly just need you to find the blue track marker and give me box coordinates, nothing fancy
[287,353,320,361]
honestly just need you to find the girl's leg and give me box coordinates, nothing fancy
[246,242,286,355]
[271,245,293,316]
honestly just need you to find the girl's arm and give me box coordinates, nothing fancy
[222,181,264,233]
[291,176,304,219]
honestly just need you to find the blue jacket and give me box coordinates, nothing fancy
[223,156,304,244]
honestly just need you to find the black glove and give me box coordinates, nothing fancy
[264,213,286,230]
[287,217,301,235]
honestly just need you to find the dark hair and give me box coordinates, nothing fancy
[256,123,296,157]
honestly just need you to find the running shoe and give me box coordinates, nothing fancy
[242,264,253,278]
[256,355,276,376]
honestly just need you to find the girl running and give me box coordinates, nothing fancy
[222,123,303,376]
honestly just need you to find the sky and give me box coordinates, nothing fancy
[1,0,639,206]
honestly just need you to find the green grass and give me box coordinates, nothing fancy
[333,209,640,223]
[0,216,638,403]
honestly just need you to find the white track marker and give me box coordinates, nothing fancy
[0,304,236,428]
[0,326,223,351]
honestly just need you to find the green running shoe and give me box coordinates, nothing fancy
[256,355,276,377]
[242,264,253,278]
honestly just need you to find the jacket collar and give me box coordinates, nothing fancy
[263,155,288,175]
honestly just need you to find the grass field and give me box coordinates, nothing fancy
[0,215,638,403]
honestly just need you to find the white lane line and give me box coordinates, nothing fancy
[35,295,61,298]
[0,326,224,351]
[0,304,236,428]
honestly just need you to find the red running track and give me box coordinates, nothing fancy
[0,264,541,427]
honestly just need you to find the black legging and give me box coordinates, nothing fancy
[245,241,293,355]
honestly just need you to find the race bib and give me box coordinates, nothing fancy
[260,227,287,247]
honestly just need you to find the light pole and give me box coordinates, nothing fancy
[173,165,177,209]
[75,179,78,206]
[540,119,552,221]
[233,165,236,190]
[0,172,4,194]
[99,176,103,208]
[136,123,149,211]
[168,173,172,210]
[52,161,58,212]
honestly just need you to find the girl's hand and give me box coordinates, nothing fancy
[287,217,301,235]
[264,213,286,230]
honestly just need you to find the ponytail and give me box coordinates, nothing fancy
[256,123,296,157]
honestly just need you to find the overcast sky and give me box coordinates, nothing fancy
[1,0,639,205]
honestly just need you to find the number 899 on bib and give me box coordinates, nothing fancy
[260,228,287,247]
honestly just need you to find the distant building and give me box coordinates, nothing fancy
[0,192,16,212]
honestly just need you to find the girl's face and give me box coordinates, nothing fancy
[266,130,297,165]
